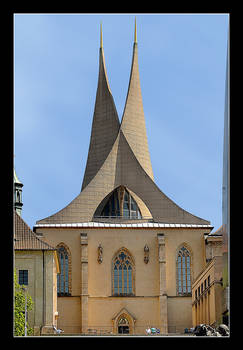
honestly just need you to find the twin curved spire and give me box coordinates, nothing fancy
[36,21,210,226]
[82,20,154,190]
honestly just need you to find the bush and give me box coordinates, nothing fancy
[14,270,34,336]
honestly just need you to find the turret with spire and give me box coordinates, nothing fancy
[14,169,23,216]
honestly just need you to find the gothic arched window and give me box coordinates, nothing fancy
[57,244,71,296]
[177,246,192,295]
[100,186,141,219]
[112,248,135,296]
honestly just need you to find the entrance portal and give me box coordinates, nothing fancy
[118,317,130,334]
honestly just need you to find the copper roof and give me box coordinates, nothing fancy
[14,210,55,250]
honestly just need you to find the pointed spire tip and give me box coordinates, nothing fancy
[134,17,137,44]
[100,21,103,48]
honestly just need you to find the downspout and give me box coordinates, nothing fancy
[40,250,45,334]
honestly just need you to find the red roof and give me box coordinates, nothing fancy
[14,210,55,251]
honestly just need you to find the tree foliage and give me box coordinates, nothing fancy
[14,270,34,336]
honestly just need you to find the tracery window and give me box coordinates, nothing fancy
[57,245,71,296]
[100,186,141,219]
[177,246,191,295]
[112,248,135,296]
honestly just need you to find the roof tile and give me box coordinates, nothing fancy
[14,211,55,250]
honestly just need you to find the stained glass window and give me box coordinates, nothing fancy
[177,246,191,295]
[112,248,135,296]
[57,246,70,296]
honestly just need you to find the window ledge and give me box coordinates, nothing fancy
[57,292,71,297]
[111,293,135,297]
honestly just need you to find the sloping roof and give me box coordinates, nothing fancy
[120,40,154,180]
[81,41,120,191]
[36,23,210,227]
[208,225,223,236]
[14,210,55,250]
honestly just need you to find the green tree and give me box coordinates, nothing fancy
[14,270,34,336]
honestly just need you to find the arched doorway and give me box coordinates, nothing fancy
[118,316,130,334]
[112,308,136,335]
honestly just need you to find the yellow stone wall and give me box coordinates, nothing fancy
[36,225,211,334]
[167,297,193,333]
[14,250,58,333]
[192,256,223,327]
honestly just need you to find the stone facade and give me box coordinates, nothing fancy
[14,211,60,335]
[192,256,223,327]
[191,229,223,328]
[34,225,212,334]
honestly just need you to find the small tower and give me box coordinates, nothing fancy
[14,169,23,216]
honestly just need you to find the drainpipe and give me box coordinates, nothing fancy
[40,250,45,335]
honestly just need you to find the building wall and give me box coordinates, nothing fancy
[15,251,37,328]
[38,229,81,295]
[14,250,58,334]
[167,297,192,333]
[36,226,211,334]
[38,228,82,332]
[87,228,159,297]
[192,256,222,327]
[87,228,160,335]
[205,236,222,262]
[57,297,81,333]
[88,297,160,334]
[165,229,206,295]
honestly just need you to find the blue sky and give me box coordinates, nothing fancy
[14,13,229,230]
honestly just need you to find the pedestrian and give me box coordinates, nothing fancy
[146,326,151,335]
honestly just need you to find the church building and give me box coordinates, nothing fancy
[34,22,213,335]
